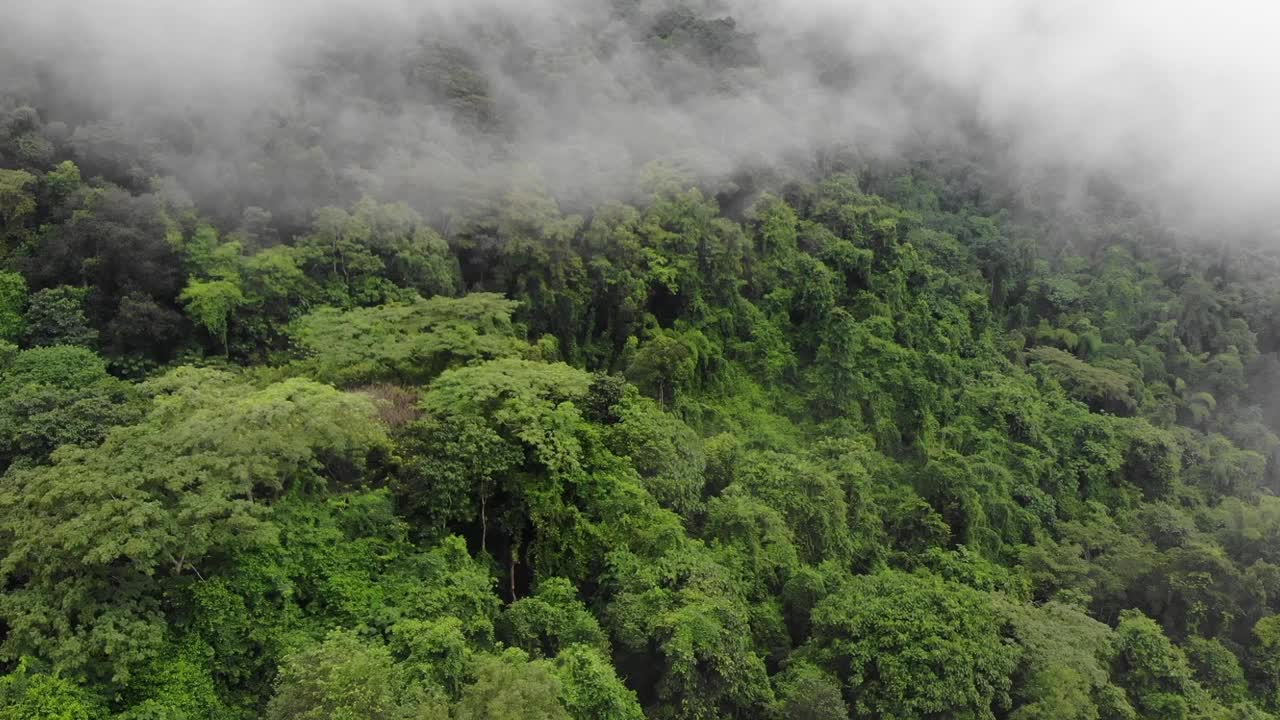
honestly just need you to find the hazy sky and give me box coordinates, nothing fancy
[3,0,1279,230]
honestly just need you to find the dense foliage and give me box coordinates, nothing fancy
[8,6,1280,720]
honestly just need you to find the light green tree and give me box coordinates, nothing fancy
[180,278,246,354]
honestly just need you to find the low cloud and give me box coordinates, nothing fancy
[3,0,1277,233]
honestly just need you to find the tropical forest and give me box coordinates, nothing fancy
[2,1,1280,719]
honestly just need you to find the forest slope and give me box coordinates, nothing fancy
[5,2,1280,718]
[2,143,1280,718]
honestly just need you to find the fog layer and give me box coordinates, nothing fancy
[3,0,1277,230]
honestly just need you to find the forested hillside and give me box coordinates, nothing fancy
[6,2,1280,719]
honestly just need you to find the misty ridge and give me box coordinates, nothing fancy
[2,0,1278,239]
